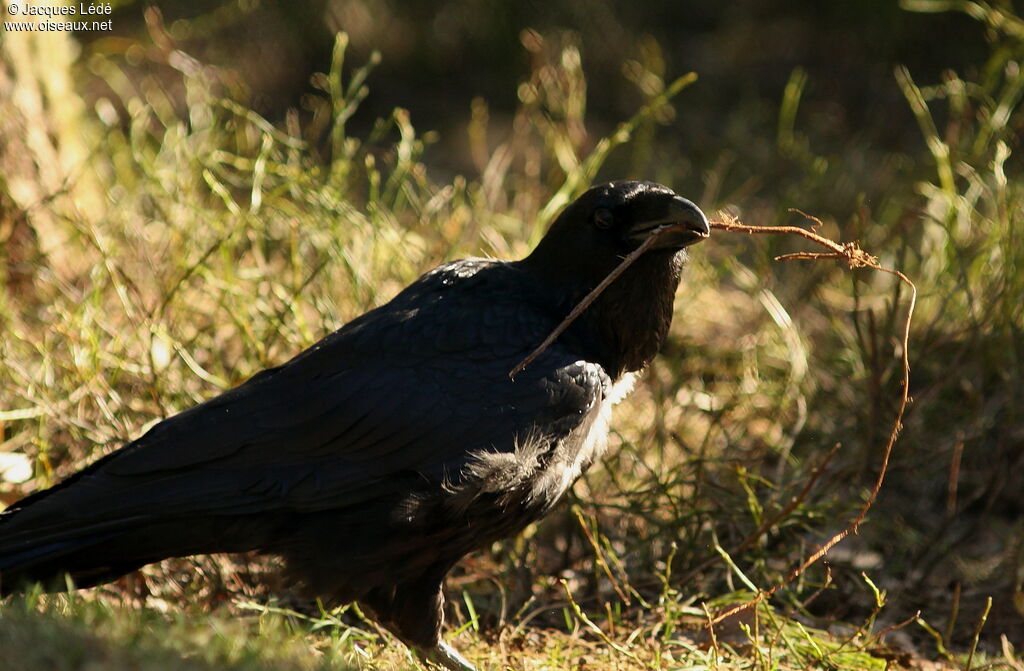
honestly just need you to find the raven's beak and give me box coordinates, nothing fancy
[628,196,710,250]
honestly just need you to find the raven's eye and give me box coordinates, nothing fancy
[593,208,614,230]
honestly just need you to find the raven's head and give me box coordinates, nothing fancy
[524,181,709,283]
[567,180,708,251]
[522,181,709,376]
[523,180,708,283]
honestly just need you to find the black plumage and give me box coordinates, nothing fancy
[0,180,708,670]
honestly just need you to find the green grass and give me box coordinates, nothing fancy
[0,590,901,671]
[2,2,1024,669]
[0,590,368,671]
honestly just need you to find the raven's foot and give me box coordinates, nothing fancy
[414,640,476,671]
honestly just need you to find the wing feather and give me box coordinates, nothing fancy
[0,260,607,543]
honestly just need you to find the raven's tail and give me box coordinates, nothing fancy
[0,499,281,595]
[1,515,147,594]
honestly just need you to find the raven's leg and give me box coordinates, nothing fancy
[415,640,476,671]
[360,572,476,671]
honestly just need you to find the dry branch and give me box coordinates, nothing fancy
[705,212,917,626]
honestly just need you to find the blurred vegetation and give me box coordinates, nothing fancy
[1,0,1023,669]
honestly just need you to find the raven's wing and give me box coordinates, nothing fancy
[0,261,606,540]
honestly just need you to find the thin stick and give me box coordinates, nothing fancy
[508,228,668,378]
[733,442,841,555]
[947,441,963,516]
[702,602,722,662]
[712,210,879,269]
[559,579,644,663]
[965,596,993,671]
[574,507,632,606]
[868,609,921,647]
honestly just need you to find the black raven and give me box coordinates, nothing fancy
[0,181,708,670]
